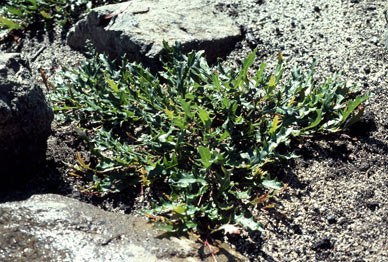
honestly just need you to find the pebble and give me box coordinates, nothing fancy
[327,215,337,224]
[312,237,333,251]
[366,202,379,211]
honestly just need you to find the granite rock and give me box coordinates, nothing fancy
[0,53,53,185]
[0,194,248,262]
[67,0,242,71]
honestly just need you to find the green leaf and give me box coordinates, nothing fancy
[235,214,263,231]
[173,204,186,214]
[262,179,283,190]
[198,107,211,129]
[212,73,221,89]
[5,7,23,17]
[299,108,323,132]
[40,10,52,19]
[269,115,281,135]
[340,95,369,126]
[0,15,23,30]
[269,75,275,87]
[158,133,169,143]
[175,173,207,188]
[165,107,174,118]
[179,97,193,118]
[234,189,250,199]
[27,0,37,5]
[221,98,231,109]
[235,48,256,88]
[218,130,230,142]
[198,146,212,168]
[105,77,119,92]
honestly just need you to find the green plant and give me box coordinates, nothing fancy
[0,0,124,38]
[50,42,369,234]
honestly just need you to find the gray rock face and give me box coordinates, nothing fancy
[385,8,388,50]
[0,194,247,262]
[0,53,53,183]
[67,0,242,71]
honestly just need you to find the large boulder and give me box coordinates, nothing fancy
[67,0,242,71]
[0,194,248,262]
[0,53,53,184]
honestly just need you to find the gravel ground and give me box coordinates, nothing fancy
[1,0,387,261]
[222,1,388,261]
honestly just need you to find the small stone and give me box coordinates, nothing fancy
[312,237,333,251]
[244,29,258,48]
[370,36,379,45]
[292,224,302,235]
[382,118,388,128]
[327,215,337,224]
[362,189,374,199]
[338,218,349,226]
[366,202,379,211]
[314,6,321,13]
[359,162,370,172]
[363,66,371,74]
[350,0,360,3]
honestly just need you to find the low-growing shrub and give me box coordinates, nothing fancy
[50,42,369,234]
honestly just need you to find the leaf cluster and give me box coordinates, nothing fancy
[0,0,124,38]
[50,42,369,234]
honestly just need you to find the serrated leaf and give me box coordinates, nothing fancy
[40,10,52,19]
[179,97,193,118]
[344,105,364,128]
[77,152,92,170]
[262,179,283,190]
[269,115,281,135]
[198,107,211,129]
[105,77,119,92]
[235,214,263,231]
[165,107,174,118]
[176,175,207,188]
[221,98,231,109]
[234,189,250,199]
[218,130,230,142]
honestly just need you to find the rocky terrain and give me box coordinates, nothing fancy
[0,0,387,261]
